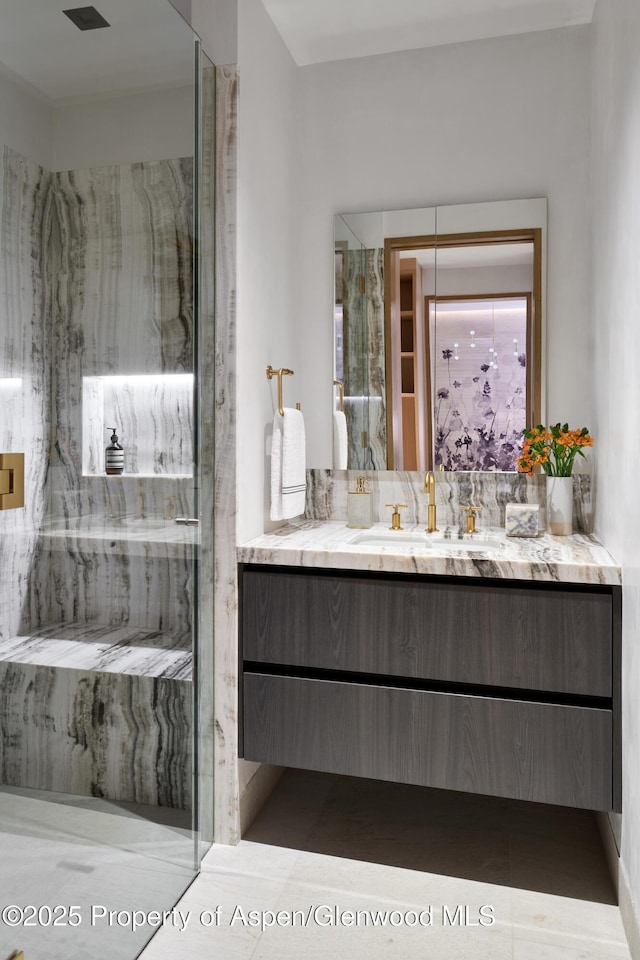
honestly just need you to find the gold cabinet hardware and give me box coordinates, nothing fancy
[0,453,24,511]
[461,505,482,534]
[385,503,407,530]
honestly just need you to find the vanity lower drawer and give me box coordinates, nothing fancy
[243,672,612,810]
[241,567,613,697]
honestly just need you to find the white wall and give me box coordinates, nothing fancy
[0,67,194,173]
[236,0,299,543]
[0,70,51,168]
[51,85,194,170]
[591,0,640,947]
[294,27,592,466]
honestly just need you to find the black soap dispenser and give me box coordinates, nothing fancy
[105,426,124,475]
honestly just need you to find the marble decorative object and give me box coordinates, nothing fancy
[305,469,593,534]
[505,503,543,537]
[237,520,620,587]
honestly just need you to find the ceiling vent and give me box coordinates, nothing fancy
[63,6,111,30]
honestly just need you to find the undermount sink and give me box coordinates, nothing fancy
[349,530,502,550]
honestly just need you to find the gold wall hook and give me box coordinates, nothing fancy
[266,365,294,416]
[0,453,24,510]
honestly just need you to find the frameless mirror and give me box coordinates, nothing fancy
[334,199,546,471]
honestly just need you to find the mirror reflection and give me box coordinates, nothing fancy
[334,200,545,472]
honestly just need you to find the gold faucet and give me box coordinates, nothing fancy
[424,471,439,533]
[385,503,407,530]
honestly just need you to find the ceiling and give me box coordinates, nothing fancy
[0,0,194,103]
[261,0,597,66]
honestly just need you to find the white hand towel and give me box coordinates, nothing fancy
[270,407,306,521]
[333,410,348,469]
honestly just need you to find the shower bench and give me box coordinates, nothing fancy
[0,622,192,809]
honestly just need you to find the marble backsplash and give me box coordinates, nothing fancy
[305,469,593,534]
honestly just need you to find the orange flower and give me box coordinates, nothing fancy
[519,423,593,476]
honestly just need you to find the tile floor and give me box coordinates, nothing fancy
[139,770,631,960]
[0,786,198,960]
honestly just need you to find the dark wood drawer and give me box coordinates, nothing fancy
[242,568,613,697]
[243,672,613,811]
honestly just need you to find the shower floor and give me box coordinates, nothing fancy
[0,785,199,960]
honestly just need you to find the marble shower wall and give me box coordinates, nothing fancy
[306,469,593,533]
[49,159,194,502]
[30,157,196,632]
[0,144,198,810]
[343,249,386,470]
[0,145,51,642]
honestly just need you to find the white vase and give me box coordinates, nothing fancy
[546,476,573,535]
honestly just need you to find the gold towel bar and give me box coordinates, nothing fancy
[266,365,294,416]
[333,380,344,412]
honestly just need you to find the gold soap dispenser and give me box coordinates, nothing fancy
[347,476,373,529]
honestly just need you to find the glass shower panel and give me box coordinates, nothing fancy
[0,3,208,958]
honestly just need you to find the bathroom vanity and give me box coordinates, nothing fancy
[238,523,621,812]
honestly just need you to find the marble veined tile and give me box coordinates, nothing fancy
[306,469,593,533]
[0,145,52,642]
[82,373,194,477]
[0,622,192,679]
[0,660,191,808]
[211,64,240,845]
[237,520,620,586]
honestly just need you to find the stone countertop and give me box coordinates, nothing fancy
[237,520,621,586]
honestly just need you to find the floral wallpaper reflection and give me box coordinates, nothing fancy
[433,297,528,472]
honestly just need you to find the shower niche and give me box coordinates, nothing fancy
[82,374,194,478]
